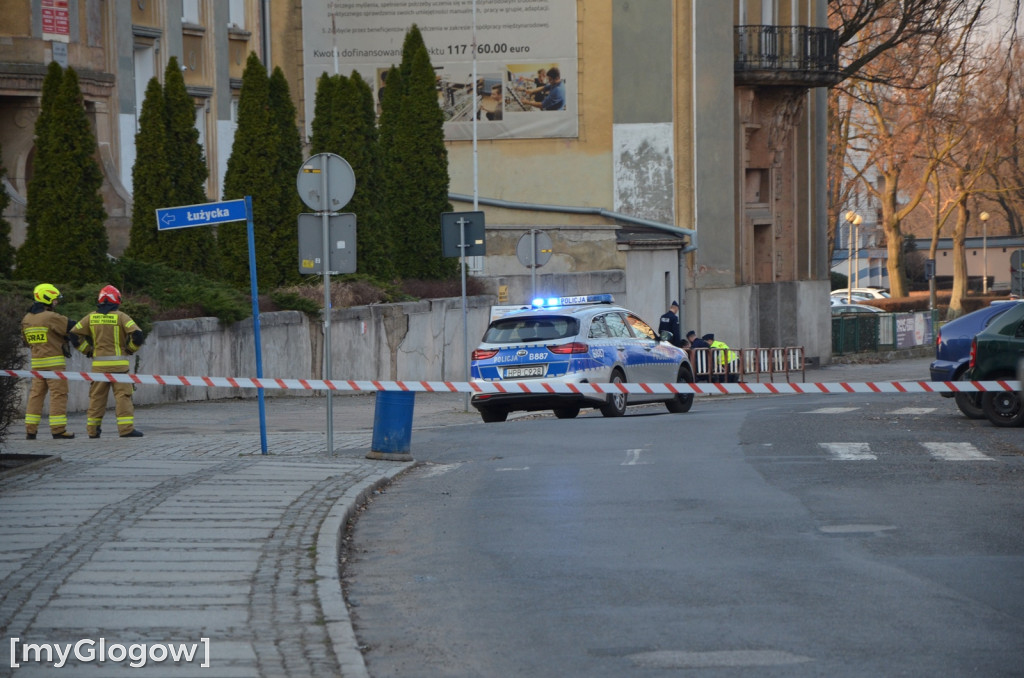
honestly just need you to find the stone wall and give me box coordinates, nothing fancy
[26,296,494,413]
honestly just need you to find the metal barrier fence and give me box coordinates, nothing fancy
[833,310,938,356]
[688,347,805,383]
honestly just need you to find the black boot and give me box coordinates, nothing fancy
[120,429,144,438]
[52,431,75,439]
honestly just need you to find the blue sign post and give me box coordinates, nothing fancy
[155,198,268,454]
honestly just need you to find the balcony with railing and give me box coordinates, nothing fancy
[735,25,842,88]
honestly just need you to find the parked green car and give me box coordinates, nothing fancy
[967,301,1024,427]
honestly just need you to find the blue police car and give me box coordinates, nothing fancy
[470,295,695,423]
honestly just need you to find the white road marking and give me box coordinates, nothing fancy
[419,463,463,478]
[922,442,995,461]
[819,524,897,534]
[621,449,649,466]
[804,407,860,414]
[630,650,813,669]
[495,467,530,472]
[890,407,936,415]
[819,442,876,461]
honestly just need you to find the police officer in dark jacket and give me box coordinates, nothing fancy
[687,331,710,349]
[658,301,683,346]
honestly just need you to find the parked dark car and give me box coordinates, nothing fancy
[931,301,1023,419]
[965,301,1024,426]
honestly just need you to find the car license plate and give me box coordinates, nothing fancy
[504,365,545,378]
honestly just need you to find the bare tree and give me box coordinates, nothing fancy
[830,0,976,82]
[980,39,1024,237]
[830,0,987,297]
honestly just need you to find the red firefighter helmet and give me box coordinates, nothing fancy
[98,285,122,305]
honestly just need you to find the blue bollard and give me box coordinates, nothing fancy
[367,391,415,461]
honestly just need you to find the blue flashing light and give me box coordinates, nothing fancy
[531,294,614,308]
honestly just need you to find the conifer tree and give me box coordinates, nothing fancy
[219,52,278,289]
[18,65,108,283]
[125,77,169,263]
[16,61,63,278]
[0,142,15,278]
[161,56,215,275]
[348,72,393,280]
[310,73,340,154]
[268,66,303,286]
[309,72,392,279]
[379,25,456,279]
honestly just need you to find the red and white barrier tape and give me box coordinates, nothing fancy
[2,369,1019,396]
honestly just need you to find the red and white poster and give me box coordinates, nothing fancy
[41,0,70,42]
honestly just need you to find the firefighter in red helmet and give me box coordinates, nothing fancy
[72,285,145,438]
[21,283,78,439]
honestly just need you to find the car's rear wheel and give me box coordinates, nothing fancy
[479,407,508,423]
[599,369,628,417]
[553,407,580,419]
[982,390,1024,427]
[954,391,985,419]
[666,365,695,413]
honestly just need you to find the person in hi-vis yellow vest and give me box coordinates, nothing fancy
[21,283,78,439]
[73,285,145,438]
[703,333,739,383]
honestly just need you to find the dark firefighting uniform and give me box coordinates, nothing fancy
[21,303,74,435]
[72,305,144,436]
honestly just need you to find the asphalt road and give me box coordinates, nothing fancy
[342,391,1024,678]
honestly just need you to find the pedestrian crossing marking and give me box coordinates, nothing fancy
[803,407,940,415]
[819,442,876,460]
[921,442,995,462]
[817,441,996,461]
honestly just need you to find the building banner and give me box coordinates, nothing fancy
[41,0,70,42]
[895,312,933,349]
[301,0,578,140]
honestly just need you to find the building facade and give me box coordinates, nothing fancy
[2,0,839,361]
[0,0,262,253]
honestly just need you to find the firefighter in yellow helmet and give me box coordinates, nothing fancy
[21,283,78,439]
[72,285,145,438]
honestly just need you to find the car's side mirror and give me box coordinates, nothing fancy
[660,330,673,343]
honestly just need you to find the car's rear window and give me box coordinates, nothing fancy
[483,316,579,343]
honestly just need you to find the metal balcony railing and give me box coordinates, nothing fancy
[735,25,842,87]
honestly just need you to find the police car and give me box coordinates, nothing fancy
[470,294,695,423]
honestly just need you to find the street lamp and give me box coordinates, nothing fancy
[845,211,863,299]
[980,211,990,295]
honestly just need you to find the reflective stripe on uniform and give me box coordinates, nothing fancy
[48,414,67,427]
[116,415,134,427]
[30,355,67,369]
[25,414,41,425]
[92,358,130,369]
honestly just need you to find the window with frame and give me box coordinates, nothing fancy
[182,0,200,23]
[602,313,632,339]
[625,313,656,340]
[229,0,246,28]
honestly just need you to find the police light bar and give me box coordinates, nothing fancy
[530,294,614,308]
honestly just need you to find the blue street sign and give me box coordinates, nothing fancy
[155,199,248,231]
